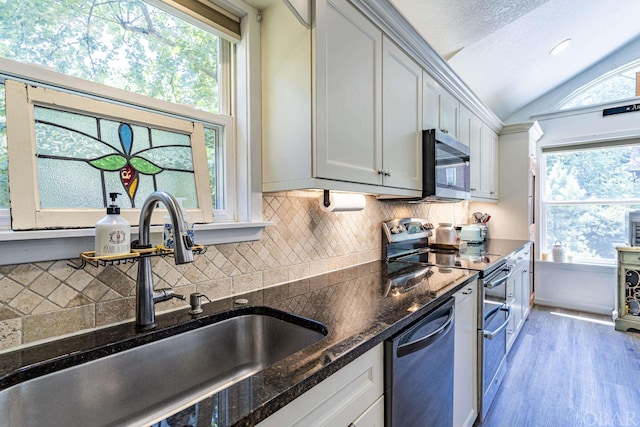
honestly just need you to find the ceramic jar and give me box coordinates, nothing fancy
[436,223,456,245]
[552,242,566,262]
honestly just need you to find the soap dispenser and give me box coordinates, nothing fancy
[95,192,131,257]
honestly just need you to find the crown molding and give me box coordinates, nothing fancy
[349,0,503,133]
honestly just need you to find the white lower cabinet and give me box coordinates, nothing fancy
[351,396,384,427]
[506,244,531,353]
[453,280,478,427]
[256,344,384,427]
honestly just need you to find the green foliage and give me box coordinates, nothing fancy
[0,0,221,112]
[545,147,640,259]
[0,85,7,208]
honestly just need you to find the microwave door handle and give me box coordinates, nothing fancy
[484,268,512,289]
[397,306,455,358]
[483,306,512,340]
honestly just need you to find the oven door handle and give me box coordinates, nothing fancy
[397,306,455,357]
[483,305,511,340]
[483,267,512,289]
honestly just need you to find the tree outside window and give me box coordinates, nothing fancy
[542,144,640,261]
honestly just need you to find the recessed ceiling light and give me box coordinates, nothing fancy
[549,38,572,56]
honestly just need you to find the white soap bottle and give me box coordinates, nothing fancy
[95,192,131,257]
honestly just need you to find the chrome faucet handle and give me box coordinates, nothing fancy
[153,288,186,303]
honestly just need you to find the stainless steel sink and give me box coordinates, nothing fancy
[0,309,327,427]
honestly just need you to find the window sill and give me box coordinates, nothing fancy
[0,221,273,265]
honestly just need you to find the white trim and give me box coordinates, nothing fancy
[0,221,272,265]
[534,298,614,316]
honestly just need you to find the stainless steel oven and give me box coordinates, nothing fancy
[477,262,512,421]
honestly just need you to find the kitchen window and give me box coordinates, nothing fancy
[0,0,264,262]
[558,58,640,110]
[540,141,640,262]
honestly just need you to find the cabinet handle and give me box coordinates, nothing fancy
[377,170,383,175]
[490,191,495,195]
[508,293,514,298]
[507,329,514,335]
[470,188,477,191]
[384,171,391,177]
[462,287,473,295]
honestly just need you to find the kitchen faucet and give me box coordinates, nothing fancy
[135,191,194,330]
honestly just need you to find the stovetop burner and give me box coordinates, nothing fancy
[396,248,503,274]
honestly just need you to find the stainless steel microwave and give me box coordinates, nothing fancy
[424,129,471,201]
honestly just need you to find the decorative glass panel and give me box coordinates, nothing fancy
[34,106,197,208]
[623,267,640,316]
[0,84,7,208]
[0,0,222,113]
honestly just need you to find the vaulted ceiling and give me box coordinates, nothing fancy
[390,0,640,121]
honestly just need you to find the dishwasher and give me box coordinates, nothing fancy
[384,297,455,427]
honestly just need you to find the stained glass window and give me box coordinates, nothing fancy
[34,106,197,209]
[0,83,7,209]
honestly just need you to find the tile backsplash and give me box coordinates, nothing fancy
[0,192,468,352]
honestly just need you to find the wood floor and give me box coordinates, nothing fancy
[479,305,640,427]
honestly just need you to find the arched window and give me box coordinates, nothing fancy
[558,59,640,110]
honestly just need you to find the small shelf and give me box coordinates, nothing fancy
[69,244,206,269]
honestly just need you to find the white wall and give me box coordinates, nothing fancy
[535,261,616,315]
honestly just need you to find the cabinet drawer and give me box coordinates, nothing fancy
[257,344,384,427]
[620,251,640,264]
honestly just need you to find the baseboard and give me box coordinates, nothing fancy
[534,298,613,316]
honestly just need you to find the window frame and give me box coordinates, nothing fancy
[0,0,266,264]
[539,143,640,264]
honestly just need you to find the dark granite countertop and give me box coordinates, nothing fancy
[0,258,484,426]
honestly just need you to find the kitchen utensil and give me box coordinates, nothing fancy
[480,213,489,223]
[435,223,456,245]
[472,212,483,223]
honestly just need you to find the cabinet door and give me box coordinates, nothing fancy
[468,114,483,197]
[351,396,384,426]
[256,344,384,427]
[458,104,472,146]
[440,90,460,138]
[471,123,499,200]
[315,0,382,185]
[422,71,441,131]
[382,37,422,190]
[453,281,478,427]
[483,125,499,199]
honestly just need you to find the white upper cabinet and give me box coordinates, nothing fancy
[440,90,460,139]
[470,122,499,200]
[261,0,421,197]
[458,104,472,146]
[422,71,441,131]
[315,0,382,185]
[422,71,459,138]
[382,37,423,190]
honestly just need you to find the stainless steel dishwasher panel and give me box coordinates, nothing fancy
[385,298,455,427]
